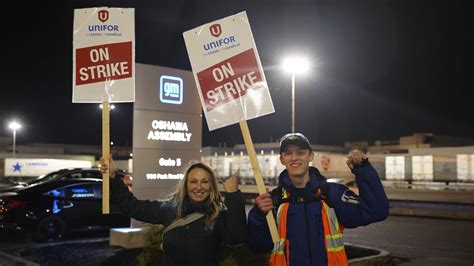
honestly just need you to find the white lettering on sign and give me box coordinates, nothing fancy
[212,62,234,82]
[147,120,192,142]
[147,131,192,142]
[206,62,258,105]
[146,173,184,180]
[159,158,182,167]
[79,62,129,81]
[78,46,130,82]
[164,83,180,97]
[151,120,189,131]
[90,48,110,63]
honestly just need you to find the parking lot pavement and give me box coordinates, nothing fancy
[0,233,142,266]
[0,230,112,253]
[0,231,124,266]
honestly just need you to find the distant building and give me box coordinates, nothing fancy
[368,133,474,154]
[0,136,132,161]
[1,133,473,183]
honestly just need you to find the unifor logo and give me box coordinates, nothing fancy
[98,10,109,23]
[159,75,183,105]
[210,24,222,38]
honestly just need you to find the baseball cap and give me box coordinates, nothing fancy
[279,133,312,153]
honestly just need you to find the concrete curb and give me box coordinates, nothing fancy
[0,251,40,266]
[0,238,390,266]
[347,243,392,266]
[388,200,474,221]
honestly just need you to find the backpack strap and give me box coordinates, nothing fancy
[161,212,205,251]
[163,212,205,235]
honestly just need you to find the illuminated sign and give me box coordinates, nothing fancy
[146,173,184,180]
[159,157,182,167]
[133,64,201,209]
[147,120,192,142]
[132,149,200,187]
[160,75,183,105]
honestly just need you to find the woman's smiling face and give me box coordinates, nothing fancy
[186,168,211,202]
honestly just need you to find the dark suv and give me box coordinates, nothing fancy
[0,176,130,242]
[0,168,128,193]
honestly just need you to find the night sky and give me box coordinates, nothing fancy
[1,1,473,148]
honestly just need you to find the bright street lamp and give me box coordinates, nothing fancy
[8,121,21,158]
[281,56,311,133]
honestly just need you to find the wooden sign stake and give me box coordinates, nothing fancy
[239,120,279,243]
[102,101,110,214]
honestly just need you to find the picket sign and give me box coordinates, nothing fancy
[183,12,278,243]
[73,7,135,214]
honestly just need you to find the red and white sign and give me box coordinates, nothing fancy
[73,7,135,103]
[75,42,132,85]
[197,49,263,112]
[183,12,274,130]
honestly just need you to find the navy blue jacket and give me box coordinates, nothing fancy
[247,162,389,266]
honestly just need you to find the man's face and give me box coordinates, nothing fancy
[280,144,314,178]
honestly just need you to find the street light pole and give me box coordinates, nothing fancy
[8,121,21,158]
[12,129,16,158]
[291,73,295,133]
[282,55,310,134]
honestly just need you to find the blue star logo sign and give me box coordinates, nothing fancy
[12,162,22,172]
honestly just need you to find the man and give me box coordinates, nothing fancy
[247,133,389,266]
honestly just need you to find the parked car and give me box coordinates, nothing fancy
[0,168,130,193]
[0,178,130,242]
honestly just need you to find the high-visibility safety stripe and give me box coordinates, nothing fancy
[324,203,339,235]
[321,201,348,266]
[272,239,286,253]
[270,200,290,266]
[322,201,345,250]
[276,205,284,226]
[326,234,345,250]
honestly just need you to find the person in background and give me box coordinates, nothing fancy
[247,133,389,266]
[100,156,247,266]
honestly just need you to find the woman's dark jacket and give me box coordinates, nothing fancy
[110,177,247,266]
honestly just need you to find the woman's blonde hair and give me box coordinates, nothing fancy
[170,161,223,231]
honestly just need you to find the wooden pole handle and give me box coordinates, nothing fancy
[239,120,279,243]
[102,101,110,214]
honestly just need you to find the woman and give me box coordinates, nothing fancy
[100,157,247,266]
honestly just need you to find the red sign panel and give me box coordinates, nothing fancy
[75,41,132,86]
[197,48,263,111]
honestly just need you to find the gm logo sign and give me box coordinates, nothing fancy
[159,75,183,105]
